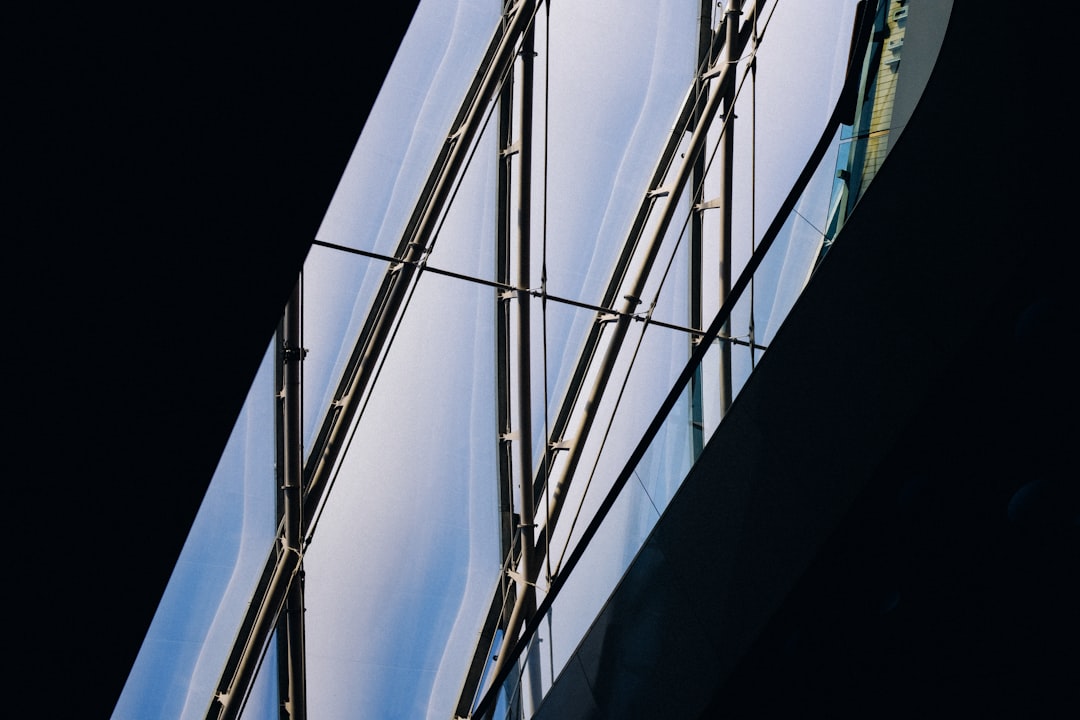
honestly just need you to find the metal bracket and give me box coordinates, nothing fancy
[507,567,539,587]
[282,342,308,363]
[598,312,619,324]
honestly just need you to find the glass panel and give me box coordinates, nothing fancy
[302,271,500,718]
[316,0,499,258]
[750,124,847,347]
[520,0,699,415]
[237,637,279,720]
[301,244,384,452]
[741,0,859,233]
[538,477,661,698]
[112,342,278,719]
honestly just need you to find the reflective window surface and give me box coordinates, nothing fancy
[112,1,941,718]
[112,342,278,719]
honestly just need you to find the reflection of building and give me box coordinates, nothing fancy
[22,0,1072,718]
[822,0,915,259]
[853,0,909,193]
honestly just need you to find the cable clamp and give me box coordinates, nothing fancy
[598,312,620,325]
[282,341,308,363]
[507,568,540,588]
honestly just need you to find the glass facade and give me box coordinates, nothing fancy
[113,1,947,718]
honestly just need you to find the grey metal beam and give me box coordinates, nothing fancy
[505,25,544,714]
[212,282,308,720]
[280,283,307,720]
[494,15,517,575]
[716,0,740,414]
[464,10,539,716]
[688,0,716,458]
[274,299,290,717]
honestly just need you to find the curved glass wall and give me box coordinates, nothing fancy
[114,1,948,718]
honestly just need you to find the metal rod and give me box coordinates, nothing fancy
[281,282,307,720]
[494,15,517,583]
[273,307,290,717]
[312,238,742,339]
[487,23,540,706]
[515,13,538,605]
[212,282,308,720]
[717,0,740,414]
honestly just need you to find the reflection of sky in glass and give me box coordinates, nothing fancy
[113,1,869,718]
[112,341,277,720]
[525,0,700,435]
[303,271,500,717]
[316,0,496,258]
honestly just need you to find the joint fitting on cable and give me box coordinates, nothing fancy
[282,342,308,363]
